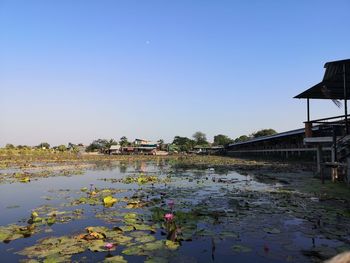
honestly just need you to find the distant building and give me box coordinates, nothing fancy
[193,145,224,155]
[108,145,121,155]
[134,139,158,147]
[134,139,158,148]
[134,139,150,145]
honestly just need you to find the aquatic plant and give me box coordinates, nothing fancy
[164,213,174,221]
[168,200,175,210]
[105,242,114,250]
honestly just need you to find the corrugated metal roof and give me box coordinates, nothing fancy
[109,145,120,150]
[228,126,320,147]
[294,59,350,99]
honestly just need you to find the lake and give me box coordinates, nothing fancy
[0,158,348,262]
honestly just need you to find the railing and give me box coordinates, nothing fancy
[304,115,350,138]
[304,115,350,125]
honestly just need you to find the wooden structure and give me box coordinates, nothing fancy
[295,59,350,136]
[108,145,121,155]
[193,145,225,155]
[226,126,332,161]
[294,59,350,184]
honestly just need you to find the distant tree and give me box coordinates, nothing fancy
[107,139,118,148]
[38,142,50,149]
[86,139,117,152]
[5,143,15,149]
[168,144,180,152]
[119,136,129,147]
[192,131,208,145]
[213,134,233,146]
[67,142,79,152]
[172,136,195,152]
[68,142,75,149]
[157,139,164,150]
[234,135,250,143]
[17,145,30,150]
[57,145,67,152]
[252,129,277,138]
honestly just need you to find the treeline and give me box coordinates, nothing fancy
[2,128,277,153]
[3,142,83,153]
[170,129,277,151]
[85,129,277,153]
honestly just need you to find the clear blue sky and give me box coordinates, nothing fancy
[1,0,349,146]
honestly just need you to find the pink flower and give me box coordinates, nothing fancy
[164,213,174,221]
[105,243,114,250]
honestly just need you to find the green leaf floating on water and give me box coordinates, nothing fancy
[129,231,148,238]
[145,257,168,263]
[103,196,118,207]
[232,244,252,253]
[219,231,239,239]
[165,240,180,250]
[43,254,71,263]
[133,223,154,231]
[46,217,56,226]
[263,227,281,234]
[122,245,144,256]
[118,225,134,232]
[135,235,156,243]
[0,224,35,242]
[113,235,133,245]
[19,177,30,183]
[104,255,127,263]
[143,240,166,251]
[122,239,169,256]
[88,239,109,252]
[0,228,14,242]
[124,213,139,224]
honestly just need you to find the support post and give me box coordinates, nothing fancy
[307,98,310,122]
[344,63,348,134]
[317,145,323,179]
[332,126,337,162]
[347,157,350,186]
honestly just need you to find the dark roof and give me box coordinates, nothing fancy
[228,126,320,147]
[294,59,350,99]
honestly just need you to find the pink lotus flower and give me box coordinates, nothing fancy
[164,213,174,221]
[105,243,114,250]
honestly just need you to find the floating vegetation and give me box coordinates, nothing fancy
[232,244,252,253]
[0,224,36,243]
[0,155,349,262]
[103,196,118,207]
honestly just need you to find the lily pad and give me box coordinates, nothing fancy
[145,257,168,263]
[103,196,118,207]
[263,227,281,234]
[232,244,252,253]
[143,240,165,251]
[110,234,133,245]
[118,225,135,232]
[135,235,156,243]
[104,255,127,263]
[19,177,30,183]
[122,245,144,256]
[88,239,109,252]
[165,240,180,250]
[133,224,154,231]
